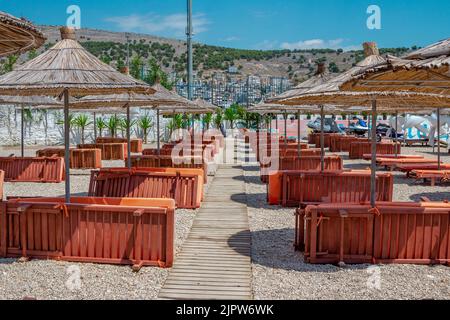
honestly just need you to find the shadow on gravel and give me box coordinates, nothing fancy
[343,163,371,170]
[57,192,89,197]
[242,166,260,172]
[228,229,370,272]
[409,192,450,202]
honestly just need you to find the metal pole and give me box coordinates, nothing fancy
[187,0,193,101]
[246,76,250,109]
[370,100,377,208]
[126,104,131,169]
[157,109,161,155]
[320,105,325,172]
[63,89,71,203]
[126,34,130,71]
[21,104,24,157]
[437,108,441,170]
[297,111,301,157]
[93,112,97,141]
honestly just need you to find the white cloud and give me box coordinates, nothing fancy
[254,40,279,50]
[105,12,209,38]
[280,38,359,51]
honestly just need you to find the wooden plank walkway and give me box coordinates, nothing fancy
[158,164,252,300]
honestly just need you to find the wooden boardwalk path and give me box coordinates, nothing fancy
[158,164,252,300]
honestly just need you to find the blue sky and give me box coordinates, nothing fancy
[2,0,449,50]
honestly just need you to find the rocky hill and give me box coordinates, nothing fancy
[20,26,415,84]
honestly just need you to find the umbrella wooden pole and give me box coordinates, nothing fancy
[395,111,398,158]
[370,100,377,208]
[284,111,288,146]
[320,105,325,172]
[275,114,278,132]
[126,103,131,169]
[20,104,24,158]
[437,108,441,171]
[63,88,71,203]
[157,109,161,155]
[297,111,301,157]
[269,114,272,133]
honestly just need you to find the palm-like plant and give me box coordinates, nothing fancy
[137,115,153,143]
[214,109,223,129]
[224,105,239,129]
[107,115,120,138]
[203,113,213,130]
[96,117,107,137]
[73,114,92,144]
[119,117,137,138]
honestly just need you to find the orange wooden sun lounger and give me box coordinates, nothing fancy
[410,170,450,186]
[396,163,450,177]
[375,158,441,171]
[362,154,424,160]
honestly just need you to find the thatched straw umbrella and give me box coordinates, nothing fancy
[0,11,45,57]
[340,38,450,169]
[249,102,346,165]
[0,95,62,156]
[277,42,450,207]
[0,27,154,202]
[71,82,202,164]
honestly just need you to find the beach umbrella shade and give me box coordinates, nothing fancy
[340,38,450,169]
[0,95,62,157]
[277,42,450,207]
[0,11,45,57]
[69,82,203,160]
[0,27,154,202]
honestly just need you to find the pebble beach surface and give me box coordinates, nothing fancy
[0,144,449,300]
[245,146,450,300]
[0,146,200,300]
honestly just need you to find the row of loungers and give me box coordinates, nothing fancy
[0,136,224,269]
[250,131,450,265]
[360,154,450,186]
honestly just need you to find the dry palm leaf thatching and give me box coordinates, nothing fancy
[0,95,61,106]
[0,11,45,57]
[268,62,335,103]
[193,98,220,113]
[279,42,450,109]
[65,82,195,109]
[149,83,197,107]
[0,27,154,96]
[158,105,219,116]
[248,101,343,115]
[340,38,450,96]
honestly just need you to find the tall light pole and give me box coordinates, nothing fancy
[126,33,130,72]
[187,0,193,101]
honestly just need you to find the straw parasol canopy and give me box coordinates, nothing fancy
[193,98,221,113]
[0,95,62,106]
[0,11,45,57]
[278,42,450,108]
[0,27,154,96]
[268,62,335,103]
[159,107,219,116]
[248,101,343,115]
[340,38,450,97]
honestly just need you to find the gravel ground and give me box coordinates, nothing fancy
[0,145,202,300]
[245,145,450,300]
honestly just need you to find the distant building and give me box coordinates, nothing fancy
[227,66,238,74]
